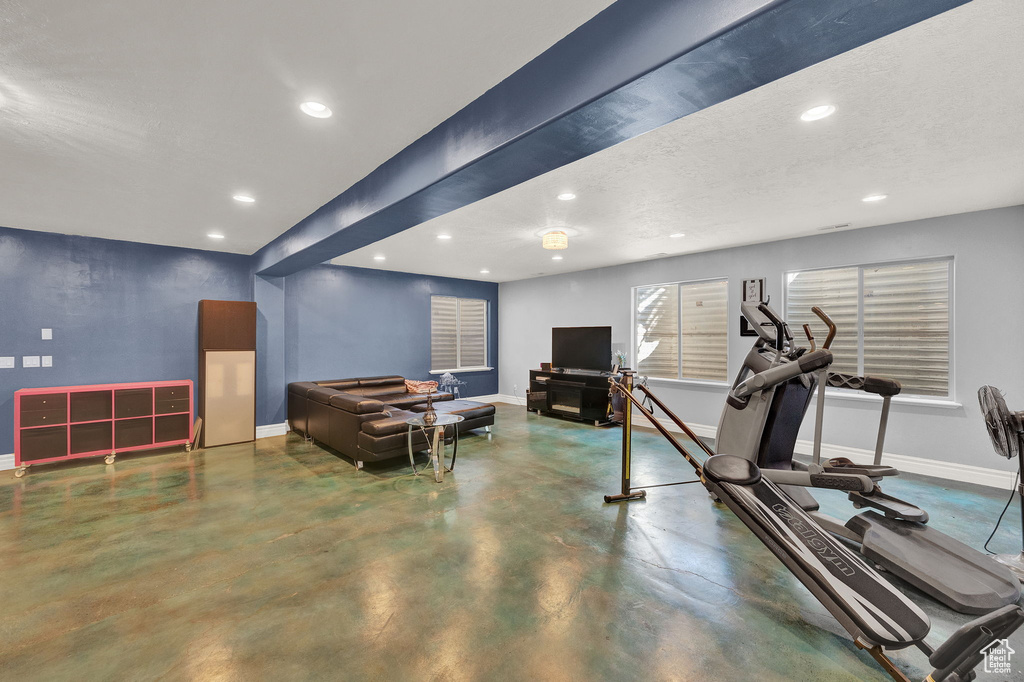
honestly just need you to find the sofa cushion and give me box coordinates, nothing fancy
[288,381,321,397]
[358,375,406,388]
[341,385,402,397]
[360,409,418,437]
[307,387,339,405]
[316,379,360,390]
[328,392,386,415]
[409,399,495,421]
[378,392,454,409]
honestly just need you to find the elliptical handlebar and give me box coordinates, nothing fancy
[757,303,788,351]
[812,306,837,349]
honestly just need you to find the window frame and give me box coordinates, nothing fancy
[631,276,730,386]
[429,295,492,374]
[783,255,956,403]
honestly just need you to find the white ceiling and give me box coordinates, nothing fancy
[333,0,1024,283]
[0,0,615,253]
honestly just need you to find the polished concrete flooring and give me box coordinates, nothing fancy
[0,403,1021,681]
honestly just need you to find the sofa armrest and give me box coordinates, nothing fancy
[329,392,386,414]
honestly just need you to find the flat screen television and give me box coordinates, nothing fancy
[552,326,612,372]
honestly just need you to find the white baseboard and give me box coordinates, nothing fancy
[643,417,1015,490]
[466,393,522,405]
[0,425,289,472]
[256,423,290,439]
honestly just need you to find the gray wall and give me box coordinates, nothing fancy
[498,205,1024,470]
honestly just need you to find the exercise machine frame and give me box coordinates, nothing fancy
[604,371,1024,682]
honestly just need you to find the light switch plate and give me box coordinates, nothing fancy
[41,328,52,340]
[0,357,14,369]
[42,356,53,368]
[23,356,41,368]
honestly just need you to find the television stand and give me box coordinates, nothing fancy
[527,369,617,426]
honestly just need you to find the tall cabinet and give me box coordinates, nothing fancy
[198,300,257,448]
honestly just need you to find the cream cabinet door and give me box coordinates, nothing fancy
[204,350,255,447]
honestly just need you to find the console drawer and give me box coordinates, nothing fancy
[155,399,189,415]
[20,407,68,427]
[20,393,66,413]
[155,385,189,402]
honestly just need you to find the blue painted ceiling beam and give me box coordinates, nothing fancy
[254,0,969,277]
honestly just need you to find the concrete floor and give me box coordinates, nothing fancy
[0,402,1021,681]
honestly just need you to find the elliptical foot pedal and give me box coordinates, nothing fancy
[848,490,928,523]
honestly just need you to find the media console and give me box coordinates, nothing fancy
[527,369,617,426]
[13,380,194,477]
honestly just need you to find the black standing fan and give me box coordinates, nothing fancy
[978,385,1024,581]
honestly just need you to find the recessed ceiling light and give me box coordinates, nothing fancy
[552,255,563,261]
[800,104,836,122]
[862,194,888,202]
[233,194,255,203]
[480,269,490,274]
[373,255,386,261]
[670,233,685,239]
[300,101,333,118]
[207,233,225,240]
[436,234,452,240]
[557,192,576,201]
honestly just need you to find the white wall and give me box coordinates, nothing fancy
[499,206,1024,471]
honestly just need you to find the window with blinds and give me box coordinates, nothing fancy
[634,278,728,381]
[430,296,488,371]
[785,259,951,398]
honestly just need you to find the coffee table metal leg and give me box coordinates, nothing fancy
[408,424,420,475]
[448,425,459,471]
[431,426,443,482]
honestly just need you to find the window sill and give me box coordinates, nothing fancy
[823,388,961,409]
[644,376,730,389]
[429,367,494,375]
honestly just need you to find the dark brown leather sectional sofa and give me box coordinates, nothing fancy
[288,376,495,467]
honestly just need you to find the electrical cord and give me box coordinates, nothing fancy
[984,469,1020,555]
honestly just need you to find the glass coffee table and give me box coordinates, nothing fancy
[406,413,464,482]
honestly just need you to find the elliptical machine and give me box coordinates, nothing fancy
[715,300,1021,615]
[605,370,1024,681]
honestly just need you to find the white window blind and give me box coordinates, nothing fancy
[786,267,859,377]
[680,279,728,381]
[636,285,679,379]
[430,296,488,371]
[785,259,951,398]
[863,261,949,397]
[458,298,487,368]
[634,278,728,382]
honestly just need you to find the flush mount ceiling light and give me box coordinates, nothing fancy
[436,234,452,240]
[300,101,333,118]
[207,233,225,240]
[551,255,564,261]
[557,192,576,201]
[373,255,386,261]
[862,194,888,202]
[542,230,568,250]
[480,269,490,274]
[670,232,685,239]
[800,104,836,121]
[233,194,255,203]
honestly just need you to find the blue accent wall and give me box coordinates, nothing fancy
[0,226,253,455]
[255,274,287,427]
[283,265,498,398]
[0,227,498,455]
